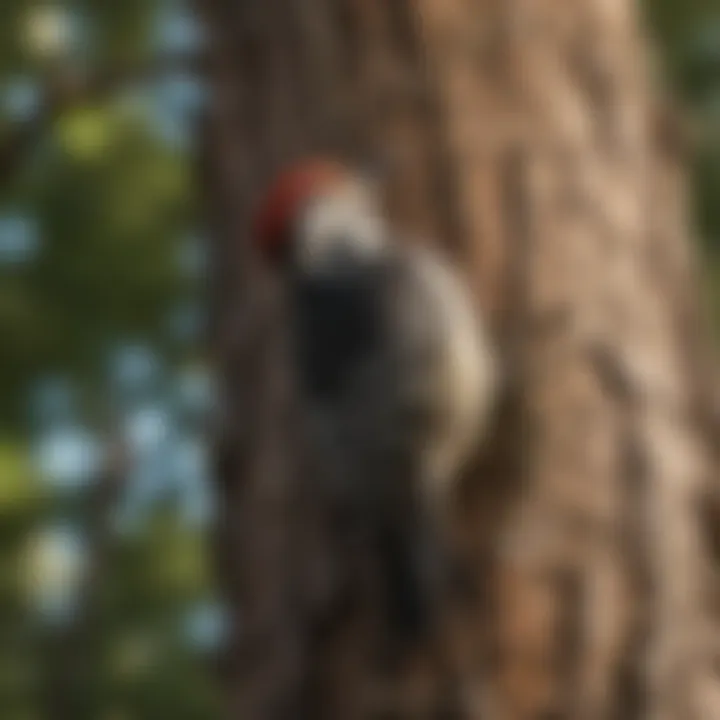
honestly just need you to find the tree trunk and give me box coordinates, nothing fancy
[196,0,720,717]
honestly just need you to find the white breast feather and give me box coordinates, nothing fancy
[407,247,498,502]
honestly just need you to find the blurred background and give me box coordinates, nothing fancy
[0,1,717,718]
[0,1,220,718]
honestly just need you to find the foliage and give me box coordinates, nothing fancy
[646,0,720,285]
[0,1,216,718]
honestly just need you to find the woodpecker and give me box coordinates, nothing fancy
[252,158,497,644]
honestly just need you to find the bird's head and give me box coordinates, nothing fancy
[252,158,388,276]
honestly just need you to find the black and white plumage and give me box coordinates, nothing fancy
[255,163,497,641]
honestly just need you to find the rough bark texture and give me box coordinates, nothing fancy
[196,0,720,717]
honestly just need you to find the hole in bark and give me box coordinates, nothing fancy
[587,342,635,403]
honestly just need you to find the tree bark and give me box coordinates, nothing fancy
[196,0,720,717]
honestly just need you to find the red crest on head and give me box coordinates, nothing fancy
[252,158,347,262]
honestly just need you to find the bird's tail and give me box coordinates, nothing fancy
[376,509,445,646]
